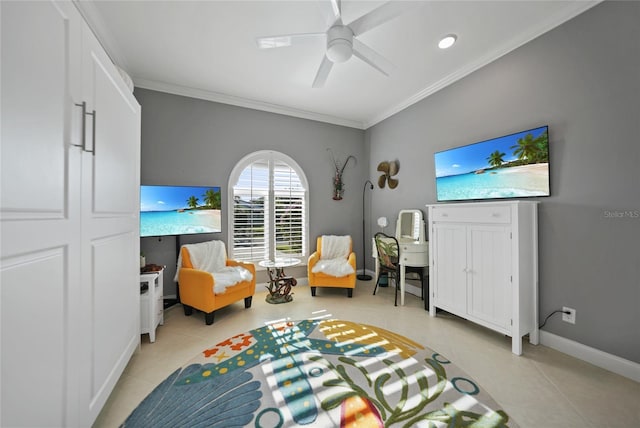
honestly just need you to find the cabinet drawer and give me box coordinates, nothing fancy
[400,250,429,266]
[431,205,511,224]
[400,243,428,253]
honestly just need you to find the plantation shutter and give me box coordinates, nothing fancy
[273,160,305,259]
[232,159,269,261]
[231,154,306,262]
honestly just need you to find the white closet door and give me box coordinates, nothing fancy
[78,24,141,425]
[0,1,83,426]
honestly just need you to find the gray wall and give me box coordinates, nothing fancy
[135,88,367,295]
[366,1,640,363]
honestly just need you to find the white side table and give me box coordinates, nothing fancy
[140,268,164,342]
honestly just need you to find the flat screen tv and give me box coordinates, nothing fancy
[140,185,222,237]
[434,125,550,202]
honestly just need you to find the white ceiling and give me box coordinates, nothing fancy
[76,0,600,129]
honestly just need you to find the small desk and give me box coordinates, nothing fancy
[259,258,300,304]
[398,241,429,306]
[372,239,428,306]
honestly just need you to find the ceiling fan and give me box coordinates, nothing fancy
[256,0,413,88]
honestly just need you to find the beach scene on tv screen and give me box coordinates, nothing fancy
[140,185,221,237]
[435,126,550,201]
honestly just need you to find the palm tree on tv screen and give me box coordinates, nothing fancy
[487,150,506,168]
[534,132,549,163]
[511,133,538,163]
[203,188,221,209]
[187,196,199,209]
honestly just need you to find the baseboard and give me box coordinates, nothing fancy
[540,331,640,383]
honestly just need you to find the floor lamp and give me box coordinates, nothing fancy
[357,180,374,280]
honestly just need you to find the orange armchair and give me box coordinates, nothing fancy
[308,235,356,297]
[178,243,256,325]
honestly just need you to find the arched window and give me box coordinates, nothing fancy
[228,150,308,262]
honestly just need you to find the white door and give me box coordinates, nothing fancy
[1,1,83,426]
[431,223,467,314]
[467,225,512,331]
[78,24,141,425]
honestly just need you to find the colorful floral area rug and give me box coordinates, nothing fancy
[122,319,518,427]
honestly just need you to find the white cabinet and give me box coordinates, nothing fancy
[140,269,165,342]
[1,1,140,426]
[427,201,539,355]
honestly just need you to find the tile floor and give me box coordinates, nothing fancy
[94,280,640,427]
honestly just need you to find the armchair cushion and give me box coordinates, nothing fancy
[320,235,352,260]
[311,258,355,277]
[308,236,356,295]
[311,235,355,277]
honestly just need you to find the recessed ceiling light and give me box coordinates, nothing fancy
[438,34,457,49]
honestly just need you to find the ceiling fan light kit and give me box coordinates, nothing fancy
[326,26,354,63]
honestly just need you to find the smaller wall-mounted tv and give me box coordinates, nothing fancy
[140,185,222,237]
[434,125,550,202]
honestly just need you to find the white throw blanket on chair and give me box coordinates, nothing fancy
[175,240,253,294]
[311,235,355,277]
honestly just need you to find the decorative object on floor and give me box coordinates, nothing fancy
[259,258,300,304]
[357,179,374,281]
[121,319,518,427]
[328,149,356,200]
[377,160,400,189]
[308,235,356,297]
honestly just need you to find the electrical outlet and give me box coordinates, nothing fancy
[562,307,576,324]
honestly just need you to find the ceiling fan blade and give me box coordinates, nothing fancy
[318,0,342,27]
[312,55,334,88]
[352,39,394,76]
[256,32,324,49]
[330,0,341,21]
[347,1,413,36]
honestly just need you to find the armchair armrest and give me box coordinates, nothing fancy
[308,252,320,267]
[347,252,356,271]
[179,267,216,308]
[226,259,256,295]
[226,259,256,277]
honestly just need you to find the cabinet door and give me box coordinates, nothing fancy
[432,224,467,314]
[467,225,512,331]
[1,1,83,426]
[78,23,141,425]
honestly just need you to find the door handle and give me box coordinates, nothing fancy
[73,102,96,155]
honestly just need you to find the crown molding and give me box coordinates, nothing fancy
[133,79,366,130]
[77,0,601,132]
[73,0,131,72]
[364,0,602,129]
